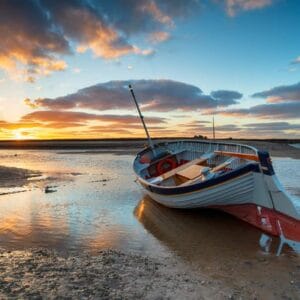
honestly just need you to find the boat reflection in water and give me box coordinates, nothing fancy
[135,197,299,259]
[134,196,300,293]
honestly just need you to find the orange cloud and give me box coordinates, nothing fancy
[0,0,191,81]
[21,111,166,125]
[0,120,40,130]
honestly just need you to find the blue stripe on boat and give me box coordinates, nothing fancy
[143,163,260,195]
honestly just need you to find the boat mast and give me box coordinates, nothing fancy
[129,84,157,156]
[212,115,216,140]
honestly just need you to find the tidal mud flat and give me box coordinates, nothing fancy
[0,248,230,299]
[0,143,299,299]
[0,247,298,300]
[0,166,41,190]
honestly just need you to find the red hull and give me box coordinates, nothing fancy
[212,204,300,242]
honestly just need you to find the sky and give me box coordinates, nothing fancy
[0,0,299,140]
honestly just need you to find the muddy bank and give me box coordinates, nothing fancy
[0,165,76,193]
[0,166,40,189]
[0,248,229,300]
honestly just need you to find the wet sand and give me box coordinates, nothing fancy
[0,166,41,190]
[0,248,223,299]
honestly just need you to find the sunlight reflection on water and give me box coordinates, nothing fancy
[0,150,299,256]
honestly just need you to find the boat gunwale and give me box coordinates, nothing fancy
[137,162,260,195]
[134,139,258,159]
[133,140,260,188]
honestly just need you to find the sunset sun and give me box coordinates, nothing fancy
[13,130,30,140]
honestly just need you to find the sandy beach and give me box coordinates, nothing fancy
[0,140,299,299]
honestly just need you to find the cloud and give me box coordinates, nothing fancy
[0,0,70,81]
[25,79,242,112]
[19,111,166,135]
[0,0,199,81]
[21,110,166,125]
[148,31,171,43]
[72,68,81,74]
[24,98,38,109]
[239,122,300,138]
[0,111,167,139]
[211,102,300,119]
[225,0,273,16]
[0,1,276,81]
[179,120,300,138]
[179,120,211,127]
[243,122,300,130]
[184,122,241,132]
[252,82,300,103]
[87,126,133,135]
[211,81,300,120]
[210,90,243,106]
[0,120,40,130]
[291,56,300,65]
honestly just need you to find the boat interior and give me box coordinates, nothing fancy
[134,141,259,187]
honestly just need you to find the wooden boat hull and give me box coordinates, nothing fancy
[133,140,300,241]
[216,204,300,242]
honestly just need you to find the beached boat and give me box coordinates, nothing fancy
[133,140,300,241]
[129,85,300,242]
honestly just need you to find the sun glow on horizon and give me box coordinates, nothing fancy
[13,130,32,140]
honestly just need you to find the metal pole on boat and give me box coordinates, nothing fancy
[129,84,157,156]
[212,115,216,140]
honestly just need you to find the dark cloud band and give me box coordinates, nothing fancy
[25,79,242,112]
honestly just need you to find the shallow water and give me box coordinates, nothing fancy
[0,150,299,296]
[0,150,299,254]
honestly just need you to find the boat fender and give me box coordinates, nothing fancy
[140,155,151,164]
[156,158,176,175]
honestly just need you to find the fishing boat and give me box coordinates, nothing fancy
[129,85,300,241]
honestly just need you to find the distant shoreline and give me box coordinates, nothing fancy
[0,137,300,143]
[0,138,300,159]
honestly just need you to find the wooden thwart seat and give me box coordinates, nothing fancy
[211,159,234,172]
[178,158,236,187]
[176,164,206,180]
[161,154,214,180]
[148,152,215,185]
[214,151,258,161]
